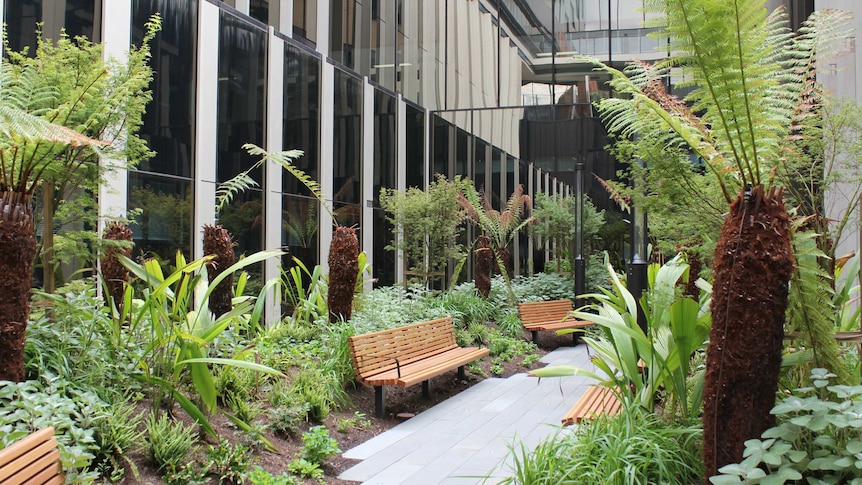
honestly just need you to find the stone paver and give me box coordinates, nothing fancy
[339,345,595,484]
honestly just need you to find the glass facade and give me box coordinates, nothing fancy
[404,104,425,189]
[372,90,397,286]
[217,11,267,260]
[130,0,198,260]
[332,68,363,228]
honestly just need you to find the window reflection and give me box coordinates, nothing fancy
[129,173,192,262]
[133,0,197,178]
[373,209,394,287]
[405,104,425,189]
[332,69,362,208]
[4,0,42,53]
[249,0,268,25]
[282,194,319,269]
[283,41,320,197]
[64,0,98,41]
[373,89,396,286]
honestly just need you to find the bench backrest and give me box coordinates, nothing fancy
[517,299,573,323]
[348,317,458,379]
[0,427,64,485]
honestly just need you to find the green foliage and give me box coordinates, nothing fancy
[379,175,470,287]
[268,402,311,437]
[246,466,299,485]
[281,258,328,325]
[287,458,323,480]
[226,393,264,425]
[501,407,702,484]
[92,399,145,482]
[335,412,371,434]
[205,440,256,485]
[712,369,862,484]
[509,272,575,303]
[532,192,606,272]
[786,225,854,385]
[145,412,198,474]
[289,366,346,422]
[300,426,342,464]
[0,378,103,484]
[535,255,711,418]
[1,16,159,279]
[119,250,285,435]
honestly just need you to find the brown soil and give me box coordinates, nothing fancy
[127,333,576,484]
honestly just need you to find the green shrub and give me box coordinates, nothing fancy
[246,466,298,485]
[335,412,371,434]
[146,412,198,473]
[92,399,145,482]
[290,367,347,422]
[205,440,256,485]
[287,458,323,480]
[300,426,341,464]
[712,368,862,484]
[501,407,702,484]
[268,402,311,437]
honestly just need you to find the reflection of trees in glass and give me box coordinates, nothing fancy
[283,197,317,249]
[129,184,192,261]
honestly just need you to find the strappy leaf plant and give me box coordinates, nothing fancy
[581,2,851,474]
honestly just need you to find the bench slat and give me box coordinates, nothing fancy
[363,347,490,386]
[0,428,63,485]
[517,299,593,343]
[561,386,622,426]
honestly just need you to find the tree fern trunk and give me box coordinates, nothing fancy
[703,186,793,478]
[328,226,359,323]
[475,235,492,298]
[202,224,236,318]
[100,222,133,313]
[0,192,37,382]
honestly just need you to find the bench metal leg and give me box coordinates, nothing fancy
[422,380,430,398]
[458,365,466,380]
[531,331,539,344]
[374,386,385,418]
[573,332,581,345]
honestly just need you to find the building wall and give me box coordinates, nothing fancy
[2,0,531,320]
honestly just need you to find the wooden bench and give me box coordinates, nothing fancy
[561,386,622,426]
[517,299,592,344]
[348,316,490,417]
[0,427,64,485]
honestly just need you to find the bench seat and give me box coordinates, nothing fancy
[0,427,64,485]
[349,317,490,417]
[561,385,622,426]
[517,299,592,344]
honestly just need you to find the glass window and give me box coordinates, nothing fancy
[491,147,502,209]
[132,0,197,178]
[283,42,321,196]
[128,172,193,261]
[474,139,488,195]
[373,90,396,204]
[217,12,267,258]
[282,194,319,269]
[293,0,318,43]
[64,0,98,41]
[4,0,42,53]
[249,0,268,25]
[404,104,425,189]
[372,208,394,287]
[431,115,450,179]
[332,68,362,208]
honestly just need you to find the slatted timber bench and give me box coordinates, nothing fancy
[348,316,490,417]
[0,427,64,485]
[561,386,622,426]
[516,299,592,344]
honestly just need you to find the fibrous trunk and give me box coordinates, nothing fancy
[474,235,493,298]
[703,186,793,477]
[101,222,133,312]
[202,224,236,318]
[328,225,359,322]
[0,192,38,382]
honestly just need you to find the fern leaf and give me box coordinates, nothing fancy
[215,172,259,214]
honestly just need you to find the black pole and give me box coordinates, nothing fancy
[574,161,586,308]
[626,153,649,333]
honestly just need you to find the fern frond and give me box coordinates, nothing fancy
[215,172,259,214]
[787,224,854,385]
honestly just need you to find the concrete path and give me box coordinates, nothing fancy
[338,345,596,484]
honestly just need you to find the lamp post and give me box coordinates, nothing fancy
[626,157,649,333]
[574,161,586,307]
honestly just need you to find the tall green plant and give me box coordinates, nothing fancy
[118,250,284,437]
[585,2,850,474]
[379,175,469,288]
[531,192,605,273]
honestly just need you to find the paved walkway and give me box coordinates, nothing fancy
[339,345,596,484]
